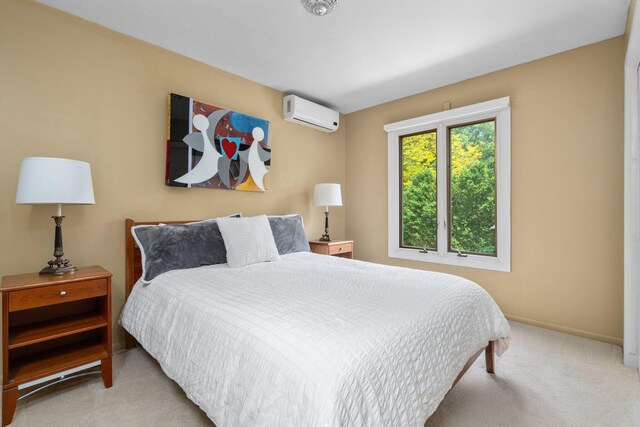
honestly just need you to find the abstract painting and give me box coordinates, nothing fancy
[166,93,271,191]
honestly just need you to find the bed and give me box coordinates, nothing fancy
[120,218,510,426]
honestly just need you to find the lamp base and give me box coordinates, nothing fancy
[39,215,77,276]
[40,259,77,276]
[40,261,78,276]
[319,210,331,241]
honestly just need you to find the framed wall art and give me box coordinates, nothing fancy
[166,93,271,192]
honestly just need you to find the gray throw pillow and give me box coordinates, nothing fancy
[268,214,310,255]
[133,215,240,283]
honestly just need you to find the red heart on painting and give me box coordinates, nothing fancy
[221,139,237,159]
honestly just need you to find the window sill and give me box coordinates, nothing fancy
[388,247,510,272]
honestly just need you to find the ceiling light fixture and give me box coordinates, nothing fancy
[301,0,338,17]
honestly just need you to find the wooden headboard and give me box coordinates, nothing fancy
[124,218,198,347]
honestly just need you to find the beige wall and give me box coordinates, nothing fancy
[0,0,626,352]
[345,38,625,345]
[0,0,346,351]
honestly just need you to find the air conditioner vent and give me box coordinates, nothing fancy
[282,95,339,133]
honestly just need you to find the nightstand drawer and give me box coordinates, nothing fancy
[329,242,353,255]
[9,279,108,312]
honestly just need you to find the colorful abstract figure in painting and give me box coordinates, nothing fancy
[166,93,271,192]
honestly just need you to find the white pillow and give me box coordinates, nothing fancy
[217,215,280,268]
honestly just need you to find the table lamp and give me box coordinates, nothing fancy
[313,183,342,241]
[16,157,95,275]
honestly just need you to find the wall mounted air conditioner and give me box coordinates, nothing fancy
[283,94,339,132]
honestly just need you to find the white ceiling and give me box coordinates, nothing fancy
[37,0,630,113]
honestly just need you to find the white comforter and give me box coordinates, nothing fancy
[120,252,510,427]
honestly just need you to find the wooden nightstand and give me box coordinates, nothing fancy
[1,266,112,426]
[309,240,354,259]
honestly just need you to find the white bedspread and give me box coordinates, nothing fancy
[120,252,510,427]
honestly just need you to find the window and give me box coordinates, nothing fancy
[400,130,437,250]
[385,97,510,271]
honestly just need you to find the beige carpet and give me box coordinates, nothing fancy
[4,321,639,427]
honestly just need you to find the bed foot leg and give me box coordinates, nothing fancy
[485,341,495,374]
[124,332,137,349]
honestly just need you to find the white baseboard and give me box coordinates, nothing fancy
[506,314,623,347]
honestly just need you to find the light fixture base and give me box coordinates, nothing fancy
[301,0,338,16]
[39,215,77,276]
[40,263,77,276]
[319,210,333,241]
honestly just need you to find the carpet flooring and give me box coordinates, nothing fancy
[4,321,639,426]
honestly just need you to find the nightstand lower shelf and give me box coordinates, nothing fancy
[7,340,109,387]
[9,313,108,349]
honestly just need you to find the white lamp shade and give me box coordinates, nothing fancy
[16,157,95,205]
[313,183,342,207]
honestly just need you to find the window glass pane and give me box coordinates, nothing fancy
[401,131,437,249]
[448,120,496,255]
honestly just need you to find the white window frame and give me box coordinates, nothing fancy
[385,97,511,272]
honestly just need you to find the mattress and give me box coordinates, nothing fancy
[119,252,510,427]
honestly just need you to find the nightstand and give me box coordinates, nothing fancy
[1,266,112,426]
[309,240,354,259]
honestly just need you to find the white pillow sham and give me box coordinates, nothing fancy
[217,215,280,268]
